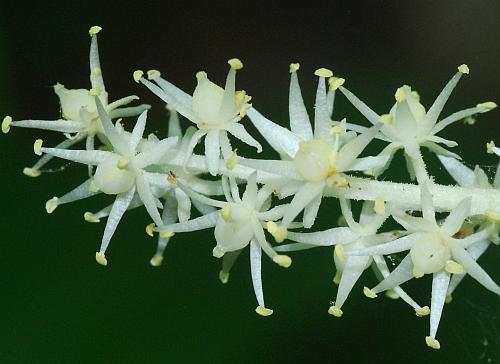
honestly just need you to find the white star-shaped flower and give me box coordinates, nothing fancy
[137,59,262,176]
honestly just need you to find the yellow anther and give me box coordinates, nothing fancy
[413,267,424,278]
[486,141,496,154]
[330,126,344,134]
[289,63,300,73]
[477,101,497,112]
[464,116,476,125]
[147,69,161,80]
[374,198,385,215]
[95,251,108,266]
[196,71,207,80]
[221,205,231,222]
[2,116,12,133]
[133,70,144,83]
[34,139,43,156]
[333,271,341,284]
[89,180,100,193]
[273,254,292,268]
[485,209,500,223]
[334,244,346,261]
[445,260,465,274]
[328,305,343,317]
[415,306,430,317]
[146,223,155,237]
[160,230,175,238]
[150,254,163,267]
[385,289,399,300]
[457,64,470,74]
[23,167,41,177]
[445,294,453,304]
[45,197,59,214]
[228,58,243,70]
[379,114,394,124]
[89,87,101,96]
[328,76,345,91]
[395,87,406,102]
[363,286,378,298]
[84,212,100,223]
[255,306,273,316]
[314,68,333,78]
[219,270,230,284]
[425,336,441,350]
[166,173,177,185]
[89,26,102,36]
[411,90,421,101]
[117,157,129,169]
[267,221,288,243]
[331,176,349,188]
[226,150,238,170]
[212,246,225,258]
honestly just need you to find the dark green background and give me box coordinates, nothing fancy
[1,1,499,363]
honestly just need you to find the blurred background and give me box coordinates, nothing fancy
[0,1,499,362]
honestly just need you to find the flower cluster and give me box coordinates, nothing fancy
[3,26,500,350]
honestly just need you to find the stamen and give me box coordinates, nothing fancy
[314,68,333,78]
[45,197,59,214]
[457,64,470,74]
[445,260,464,274]
[146,223,155,237]
[413,267,424,278]
[84,212,100,223]
[2,116,12,133]
[228,58,243,70]
[328,305,343,317]
[150,254,163,267]
[425,336,441,350]
[415,306,430,317]
[89,88,101,96]
[328,77,345,91]
[195,71,207,80]
[212,246,225,258]
[273,254,292,268]
[395,87,406,102]
[147,69,161,80]
[166,172,177,185]
[289,63,300,73]
[445,295,453,304]
[385,290,399,299]
[226,149,238,170]
[477,101,497,112]
[160,230,175,238]
[379,114,394,124]
[89,180,100,193]
[363,286,378,298]
[33,139,43,156]
[267,221,288,243]
[219,270,230,284]
[89,26,102,36]
[95,251,108,266]
[333,271,341,284]
[255,306,273,316]
[23,168,41,177]
[133,70,144,83]
[335,244,346,261]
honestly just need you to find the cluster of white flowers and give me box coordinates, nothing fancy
[3,26,500,350]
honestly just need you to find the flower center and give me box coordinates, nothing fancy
[293,139,336,182]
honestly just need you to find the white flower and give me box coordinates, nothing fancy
[347,182,500,349]
[156,173,291,315]
[339,65,497,181]
[1,26,149,178]
[438,155,500,298]
[276,199,428,317]
[241,66,384,241]
[39,97,178,265]
[487,140,500,157]
[138,59,262,176]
